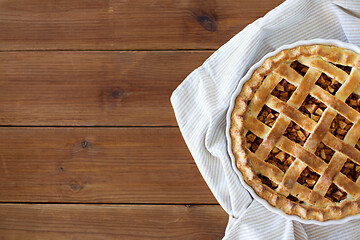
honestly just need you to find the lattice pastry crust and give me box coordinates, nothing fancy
[230,44,360,221]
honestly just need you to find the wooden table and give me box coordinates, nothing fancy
[0,1,283,239]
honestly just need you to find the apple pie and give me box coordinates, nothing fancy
[230,44,360,221]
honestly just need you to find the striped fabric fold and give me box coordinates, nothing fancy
[171,0,360,239]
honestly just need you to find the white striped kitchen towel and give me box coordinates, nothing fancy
[171,0,360,239]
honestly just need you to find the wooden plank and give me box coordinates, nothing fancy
[0,51,212,126]
[0,127,217,204]
[0,0,284,50]
[0,204,228,240]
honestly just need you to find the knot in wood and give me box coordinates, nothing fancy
[111,87,125,99]
[69,180,84,192]
[197,15,217,32]
[82,140,88,148]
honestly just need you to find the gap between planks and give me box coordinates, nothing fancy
[0,125,179,128]
[0,202,220,206]
[0,49,216,52]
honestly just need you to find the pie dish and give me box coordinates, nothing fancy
[228,40,360,222]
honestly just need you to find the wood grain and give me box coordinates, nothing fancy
[0,204,228,240]
[0,51,212,126]
[0,127,217,204]
[0,0,284,50]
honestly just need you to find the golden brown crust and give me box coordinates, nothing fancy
[230,44,360,221]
